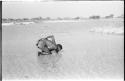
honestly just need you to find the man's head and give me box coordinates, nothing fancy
[56,44,62,53]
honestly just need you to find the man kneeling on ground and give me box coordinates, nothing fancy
[36,35,62,56]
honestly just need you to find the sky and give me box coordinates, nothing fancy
[2,1,124,18]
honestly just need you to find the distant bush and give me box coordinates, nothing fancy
[117,14,124,18]
[105,14,114,19]
[74,17,80,20]
[2,18,15,23]
[2,18,7,22]
[57,17,63,20]
[89,15,100,19]
[63,17,72,20]
[45,17,51,20]
[23,18,29,21]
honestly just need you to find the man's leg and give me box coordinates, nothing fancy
[49,49,57,54]
[43,47,51,54]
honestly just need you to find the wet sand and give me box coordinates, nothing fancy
[2,19,124,80]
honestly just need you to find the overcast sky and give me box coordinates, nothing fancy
[2,1,124,18]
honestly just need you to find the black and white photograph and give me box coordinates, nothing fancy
[2,0,124,81]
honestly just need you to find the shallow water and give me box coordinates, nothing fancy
[2,20,124,80]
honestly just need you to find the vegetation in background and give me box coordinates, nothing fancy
[2,14,124,23]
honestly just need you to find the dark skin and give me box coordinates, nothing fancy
[37,35,57,54]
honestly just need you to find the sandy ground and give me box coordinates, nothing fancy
[2,19,124,80]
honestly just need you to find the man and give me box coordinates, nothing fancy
[36,35,62,56]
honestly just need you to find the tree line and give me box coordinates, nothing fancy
[2,14,124,23]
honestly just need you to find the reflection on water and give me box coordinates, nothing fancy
[37,52,62,73]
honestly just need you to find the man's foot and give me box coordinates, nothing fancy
[38,51,41,56]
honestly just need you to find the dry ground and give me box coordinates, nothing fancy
[2,19,124,80]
